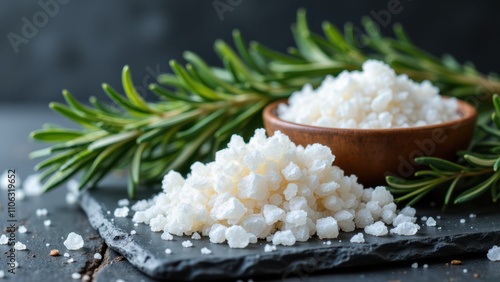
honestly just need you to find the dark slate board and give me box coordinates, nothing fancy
[79,186,500,280]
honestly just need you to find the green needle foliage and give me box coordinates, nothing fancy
[387,94,500,208]
[31,9,500,198]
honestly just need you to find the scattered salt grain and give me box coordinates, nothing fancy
[469,213,477,218]
[44,220,52,227]
[390,222,420,236]
[130,230,136,235]
[423,264,428,268]
[463,269,468,273]
[66,179,79,205]
[420,216,428,221]
[36,208,48,216]
[364,221,388,236]
[23,174,43,196]
[114,207,129,218]
[326,241,332,245]
[94,253,102,260]
[182,240,193,248]
[71,273,81,280]
[165,248,172,255]
[18,226,27,234]
[46,243,50,247]
[399,207,417,218]
[14,242,27,250]
[411,262,418,268]
[118,198,130,206]
[64,232,84,250]
[426,217,436,227]
[66,192,78,205]
[0,234,7,245]
[0,270,4,278]
[460,219,466,223]
[272,230,296,246]
[191,232,201,240]
[201,247,212,255]
[68,258,75,263]
[116,280,125,282]
[264,244,277,252]
[278,60,459,129]
[437,216,441,219]
[64,253,70,257]
[438,227,442,230]
[350,233,365,243]
[487,245,500,261]
[161,232,173,241]
[107,211,111,215]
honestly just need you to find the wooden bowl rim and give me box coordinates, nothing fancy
[263,98,477,135]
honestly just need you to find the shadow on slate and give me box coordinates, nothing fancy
[79,186,500,280]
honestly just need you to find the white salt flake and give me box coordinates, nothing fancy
[44,220,52,227]
[64,232,84,250]
[94,253,102,260]
[165,248,172,255]
[46,243,50,247]
[423,264,428,268]
[225,226,250,248]
[0,234,8,245]
[469,213,477,218]
[114,207,129,218]
[64,253,70,257]
[390,222,420,236]
[426,217,436,227]
[71,273,81,280]
[23,174,43,196]
[161,232,173,241]
[364,221,388,236]
[272,230,296,246]
[411,262,418,268]
[487,245,500,261]
[0,270,4,278]
[14,241,27,250]
[36,208,48,216]
[68,258,75,263]
[264,244,277,252]
[463,269,468,273]
[350,233,365,243]
[130,230,136,235]
[191,232,201,240]
[460,219,466,223]
[182,240,193,248]
[201,247,212,255]
[118,198,130,206]
[18,226,27,234]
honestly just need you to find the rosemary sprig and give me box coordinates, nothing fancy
[30,9,500,198]
[387,94,500,208]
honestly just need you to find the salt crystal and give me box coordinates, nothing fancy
[316,217,339,239]
[14,241,27,250]
[326,241,332,245]
[364,221,388,236]
[399,206,416,217]
[64,232,84,250]
[71,273,81,279]
[350,233,365,243]
[487,245,500,261]
[460,219,466,223]
[161,232,173,241]
[182,240,193,248]
[118,198,130,206]
[107,211,111,215]
[68,258,75,263]
[44,220,52,227]
[130,230,136,235]
[463,269,468,273]
[23,174,43,196]
[165,248,172,255]
[0,234,8,244]
[191,232,201,240]
[18,226,27,234]
[264,244,277,252]
[66,192,78,205]
[209,225,227,243]
[272,230,296,246]
[248,233,258,244]
[225,226,250,248]
[64,253,70,257]
[420,216,428,221]
[411,262,418,268]
[36,208,48,216]
[390,222,420,236]
[0,270,4,278]
[114,207,129,218]
[469,213,476,218]
[423,264,428,268]
[426,217,436,227]
[263,205,285,225]
[116,279,125,282]
[94,253,102,260]
[436,215,441,219]
[201,247,212,255]
[46,243,50,247]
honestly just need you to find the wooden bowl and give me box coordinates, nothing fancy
[263,99,477,186]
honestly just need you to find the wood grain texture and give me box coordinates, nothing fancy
[263,99,477,186]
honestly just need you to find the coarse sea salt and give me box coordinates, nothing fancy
[278,60,459,129]
[23,174,43,196]
[426,217,436,227]
[114,207,129,218]
[14,242,27,250]
[487,245,500,261]
[64,232,84,250]
[165,248,172,255]
[44,220,52,227]
[182,240,193,248]
[131,129,417,248]
[201,247,212,255]
[36,208,48,216]
[0,234,8,244]
[350,233,365,243]
[71,272,81,279]
[118,199,130,206]
[18,226,27,234]
[264,244,277,252]
[94,253,102,260]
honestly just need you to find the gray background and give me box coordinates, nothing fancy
[1,0,500,104]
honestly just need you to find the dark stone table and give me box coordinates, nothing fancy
[1,104,500,281]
